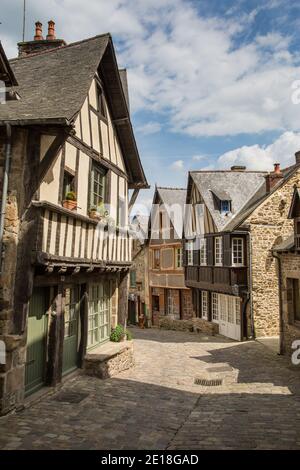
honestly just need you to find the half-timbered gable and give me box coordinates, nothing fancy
[0,24,147,414]
[149,187,194,324]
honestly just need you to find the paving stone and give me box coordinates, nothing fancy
[0,328,300,449]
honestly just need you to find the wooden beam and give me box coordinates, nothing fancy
[128,188,139,213]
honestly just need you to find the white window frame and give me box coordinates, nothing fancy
[232,237,244,267]
[215,236,223,266]
[175,247,183,269]
[187,241,193,266]
[201,291,208,320]
[212,293,219,323]
[200,238,207,266]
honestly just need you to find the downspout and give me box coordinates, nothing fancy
[248,231,255,339]
[272,251,284,355]
[0,123,12,274]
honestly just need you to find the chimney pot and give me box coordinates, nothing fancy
[274,163,281,174]
[295,151,300,165]
[34,21,43,41]
[46,20,56,40]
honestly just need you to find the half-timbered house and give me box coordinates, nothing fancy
[185,159,300,342]
[149,187,194,325]
[0,22,148,414]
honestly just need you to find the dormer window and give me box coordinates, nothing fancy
[220,200,231,214]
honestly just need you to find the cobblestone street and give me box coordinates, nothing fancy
[1,328,300,450]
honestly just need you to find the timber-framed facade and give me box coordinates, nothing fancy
[0,22,148,414]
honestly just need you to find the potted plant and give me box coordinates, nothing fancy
[89,205,100,220]
[63,191,77,210]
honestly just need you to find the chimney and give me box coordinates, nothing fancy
[34,21,43,41]
[231,165,246,172]
[18,20,66,57]
[46,20,56,40]
[295,151,300,165]
[265,163,284,192]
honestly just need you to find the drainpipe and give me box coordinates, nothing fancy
[0,123,12,274]
[272,251,284,355]
[248,231,255,339]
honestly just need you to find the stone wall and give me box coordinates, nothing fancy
[83,341,134,379]
[0,128,28,415]
[159,316,219,336]
[279,252,300,356]
[246,168,300,337]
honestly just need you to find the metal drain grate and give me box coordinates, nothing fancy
[194,378,223,386]
[54,391,89,404]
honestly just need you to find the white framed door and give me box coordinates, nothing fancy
[213,293,241,341]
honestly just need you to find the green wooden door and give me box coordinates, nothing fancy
[87,281,111,349]
[62,286,79,376]
[25,287,48,396]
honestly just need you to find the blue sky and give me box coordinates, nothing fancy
[2,0,300,211]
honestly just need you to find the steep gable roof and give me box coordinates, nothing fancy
[0,34,148,188]
[150,186,187,239]
[188,171,267,232]
[0,42,18,87]
[288,187,300,219]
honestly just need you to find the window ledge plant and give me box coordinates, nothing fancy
[63,191,77,211]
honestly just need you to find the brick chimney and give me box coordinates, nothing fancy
[18,20,66,57]
[265,163,284,192]
[295,151,300,165]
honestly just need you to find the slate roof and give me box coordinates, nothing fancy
[0,35,109,124]
[0,41,18,87]
[0,34,148,188]
[273,234,295,252]
[157,187,187,208]
[190,171,267,232]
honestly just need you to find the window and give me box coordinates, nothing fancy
[232,238,244,266]
[287,278,300,323]
[212,293,219,322]
[215,237,223,266]
[97,85,107,118]
[130,270,136,288]
[90,164,106,208]
[167,290,174,315]
[201,291,208,320]
[62,170,75,200]
[176,248,183,268]
[187,241,193,266]
[200,238,207,265]
[88,282,110,348]
[153,249,160,269]
[221,200,231,214]
[64,287,79,338]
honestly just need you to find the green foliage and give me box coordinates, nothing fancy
[65,191,77,201]
[126,329,133,341]
[110,324,124,342]
[110,324,133,342]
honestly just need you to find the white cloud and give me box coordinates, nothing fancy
[192,154,207,161]
[217,131,300,170]
[2,0,300,137]
[136,121,162,135]
[171,159,184,171]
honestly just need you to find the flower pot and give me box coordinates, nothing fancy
[138,315,145,329]
[89,210,100,220]
[63,200,77,211]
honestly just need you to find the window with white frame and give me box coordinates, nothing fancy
[215,237,223,266]
[212,293,219,322]
[232,237,244,266]
[200,238,207,265]
[175,247,183,268]
[187,241,193,266]
[201,291,208,320]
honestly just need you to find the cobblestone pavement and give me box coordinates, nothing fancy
[1,328,300,450]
